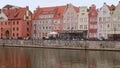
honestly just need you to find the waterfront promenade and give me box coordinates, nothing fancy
[0,40,120,51]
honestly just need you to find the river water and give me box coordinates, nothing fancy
[0,47,120,68]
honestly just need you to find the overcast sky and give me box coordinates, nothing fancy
[0,0,119,12]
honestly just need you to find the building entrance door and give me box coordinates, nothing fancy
[5,30,10,39]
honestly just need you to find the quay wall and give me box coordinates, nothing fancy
[0,40,120,68]
[0,40,120,50]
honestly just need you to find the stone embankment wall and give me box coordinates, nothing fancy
[0,40,120,50]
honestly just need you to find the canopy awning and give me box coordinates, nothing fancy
[49,32,58,34]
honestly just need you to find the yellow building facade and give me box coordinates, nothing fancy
[110,2,120,40]
[78,6,88,31]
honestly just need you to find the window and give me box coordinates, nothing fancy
[5,22,7,25]
[27,22,29,25]
[107,24,110,28]
[17,21,19,25]
[13,33,15,36]
[71,27,74,30]
[8,22,10,25]
[80,25,83,29]
[118,24,120,27]
[103,11,106,14]
[67,27,70,29]
[81,13,85,15]
[84,25,87,29]
[17,28,19,31]
[80,18,83,22]
[99,17,102,22]
[26,16,28,19]
[103,17,106,21]
[113,24,116,28]
[16,33,19,37]
[13,22,15,25]
[27,34,29,36]
[1,33,2,36]
[27,28,29,32]
[0,17,4,20]
[46,27,48,29]
[49,26,51,29]
[1,28,3,31]
[43,27,44,29]
[13,28,15,31]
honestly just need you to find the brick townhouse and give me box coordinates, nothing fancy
[0,5,32,39]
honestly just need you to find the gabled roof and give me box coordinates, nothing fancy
[33,4,79,20]
[106,4,115,11]
[3,4,20,9]
[73,6,79,13]
[2,5,31,20]
[3,4,15,8]
[33,5,66,19]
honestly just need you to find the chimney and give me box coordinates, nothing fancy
[26,6,29,9]
[34,10,36,13]
[104,2,106,4]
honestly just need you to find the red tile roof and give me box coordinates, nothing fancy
[33,4,79,20]
[107,4,115,11]
[2,5,30,20]
[73,6,79,13]
[3,4,15,8]
[33,5,66,19]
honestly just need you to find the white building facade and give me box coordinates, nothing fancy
[97,3,113,40]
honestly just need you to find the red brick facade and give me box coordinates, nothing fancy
[0,5,32,39]
[88,4,98,39]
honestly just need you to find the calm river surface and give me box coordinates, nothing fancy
[0,47,120,68]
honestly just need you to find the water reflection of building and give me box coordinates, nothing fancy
[0,48,31,68]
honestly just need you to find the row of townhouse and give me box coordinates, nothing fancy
[0,1,120,40]
[32,4,79,39]
[32,2,119,40]
[32,3,106,40]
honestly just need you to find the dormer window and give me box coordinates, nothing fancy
[0,17,4,20]
[14,16,16,19]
